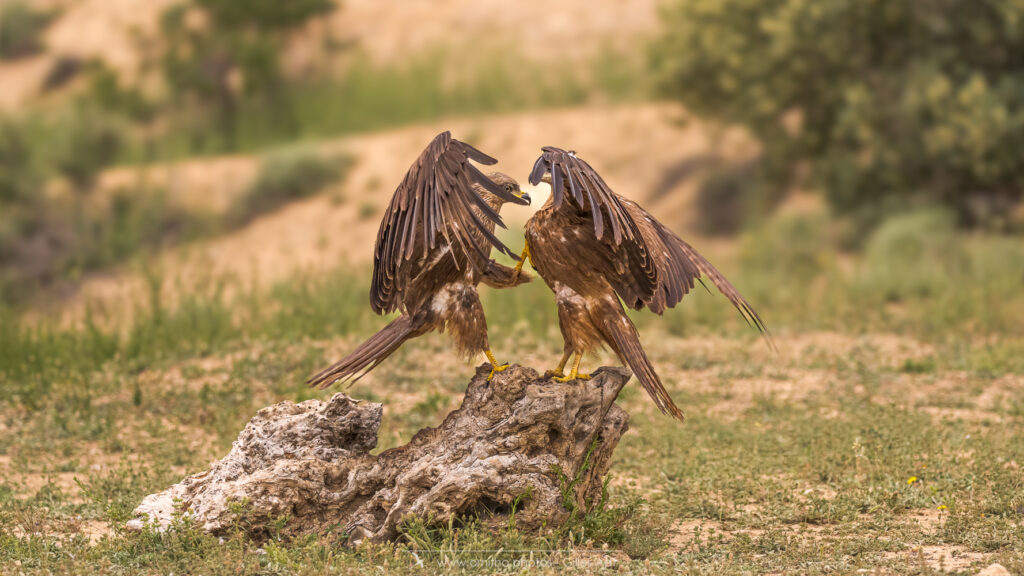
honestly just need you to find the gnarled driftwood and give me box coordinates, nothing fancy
[129,364,631,544]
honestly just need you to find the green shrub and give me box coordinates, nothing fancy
[652,0,1024,234]
[52,106,124,190]
[692,160,778,236]
[0,2,56,60]
[0,118,40,204]
[227,150,350,227]
[158,0,336,152]
[860,208,963,303]
[0,185,213,305]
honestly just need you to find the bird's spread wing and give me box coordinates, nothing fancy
[530,146,772,345]
[623,199,773,346]
[529,146,640,245]
[529,146,659,304]
[371,131,522,314]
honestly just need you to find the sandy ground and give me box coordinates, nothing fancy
[0,0,659,110]
[46,102,755,326]
[324,0,659,64]
[1,331,1017,571]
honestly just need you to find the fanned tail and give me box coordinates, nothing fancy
[307,315,419,389]
[600,309,684,422]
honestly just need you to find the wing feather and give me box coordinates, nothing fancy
[529,146,771,347]
[370,131,518,314]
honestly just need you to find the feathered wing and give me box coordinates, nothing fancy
[529,147,659,305]
[371,131,523,314]
[530,146,771,345]
[623,199,772,345]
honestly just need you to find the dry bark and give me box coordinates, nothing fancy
[128,364,631,544]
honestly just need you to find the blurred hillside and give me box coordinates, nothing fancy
[0,0,658,110]
[0,0,1021,339]
[0,0,668,310]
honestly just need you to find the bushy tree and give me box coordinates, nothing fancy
[652,0,1024,232]
[0,2,56,60]
[160,0,335,151]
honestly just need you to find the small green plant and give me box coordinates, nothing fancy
[52,105,124,190]
[553,438,668,558]
[227,150,350,228]
[357,201,377,220]
[0,2,56,60]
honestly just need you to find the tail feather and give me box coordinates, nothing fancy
[307,315,418,389]
[601,312,684,421]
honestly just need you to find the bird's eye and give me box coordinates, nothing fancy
[504,184,513,193]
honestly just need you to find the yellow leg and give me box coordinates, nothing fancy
[553,352,591,382]
[512,240,533,281]
[544,350,571,379]
[485,349,510,381]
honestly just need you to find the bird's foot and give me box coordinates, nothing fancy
[543,369,566,379]
[553,369,590,383]
[511,242,532,283]
[487,362,510,381]
[484,349,510,381]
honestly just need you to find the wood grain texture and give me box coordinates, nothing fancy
[130,364,630,544]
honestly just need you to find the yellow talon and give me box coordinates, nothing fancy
[552,353,590,382]
[553,370,590,383]
[544,350,572,379]
[512,241,533,281]
[485,349,510,381]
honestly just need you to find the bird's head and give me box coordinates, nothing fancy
[478,172,531,208]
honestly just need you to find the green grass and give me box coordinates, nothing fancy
[129,46,647,163]
[0,2,56,60]
[2,216,1024,573]
[0,146,353,306]
[226,148,352,228]
[1,301,1022,573]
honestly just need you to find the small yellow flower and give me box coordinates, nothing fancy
[907,476,918,485]
[937,505,947,511]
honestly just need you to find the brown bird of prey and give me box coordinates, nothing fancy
[307,131,531,389]
[515,146,770,420]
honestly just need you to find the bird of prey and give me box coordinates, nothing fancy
[515,146,770,420]
[307,131,531,389]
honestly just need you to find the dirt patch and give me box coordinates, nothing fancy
[882,545,989,573]
[10,517,113,545]
[325,0,658,64]
[669,519,765,551]
[3,0,661,109]
[908,508,947,533]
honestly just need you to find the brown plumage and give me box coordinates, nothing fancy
[522,146,771,421]
[307,131,531,389]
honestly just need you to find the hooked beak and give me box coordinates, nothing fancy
[509,188,531,206]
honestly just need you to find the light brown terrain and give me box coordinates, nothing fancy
[0,0,660,109]
[53,103,756,326]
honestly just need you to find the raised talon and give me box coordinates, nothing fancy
[511,241,532,283]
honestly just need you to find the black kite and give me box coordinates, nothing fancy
[517,146,770,420]
[308,131,531,389]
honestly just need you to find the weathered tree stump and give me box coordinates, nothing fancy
[129,364,631,544]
